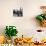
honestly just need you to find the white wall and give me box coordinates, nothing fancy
[0,0,46,38]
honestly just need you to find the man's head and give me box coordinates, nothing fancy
[40,6,46,14]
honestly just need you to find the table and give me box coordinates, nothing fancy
[14,43,46,46]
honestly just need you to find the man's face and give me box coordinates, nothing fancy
[41,8,46,14]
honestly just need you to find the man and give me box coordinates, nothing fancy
[36,6,46,27]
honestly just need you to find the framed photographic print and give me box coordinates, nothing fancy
[13,8,23,17]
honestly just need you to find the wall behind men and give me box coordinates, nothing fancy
[0,0,46,37]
